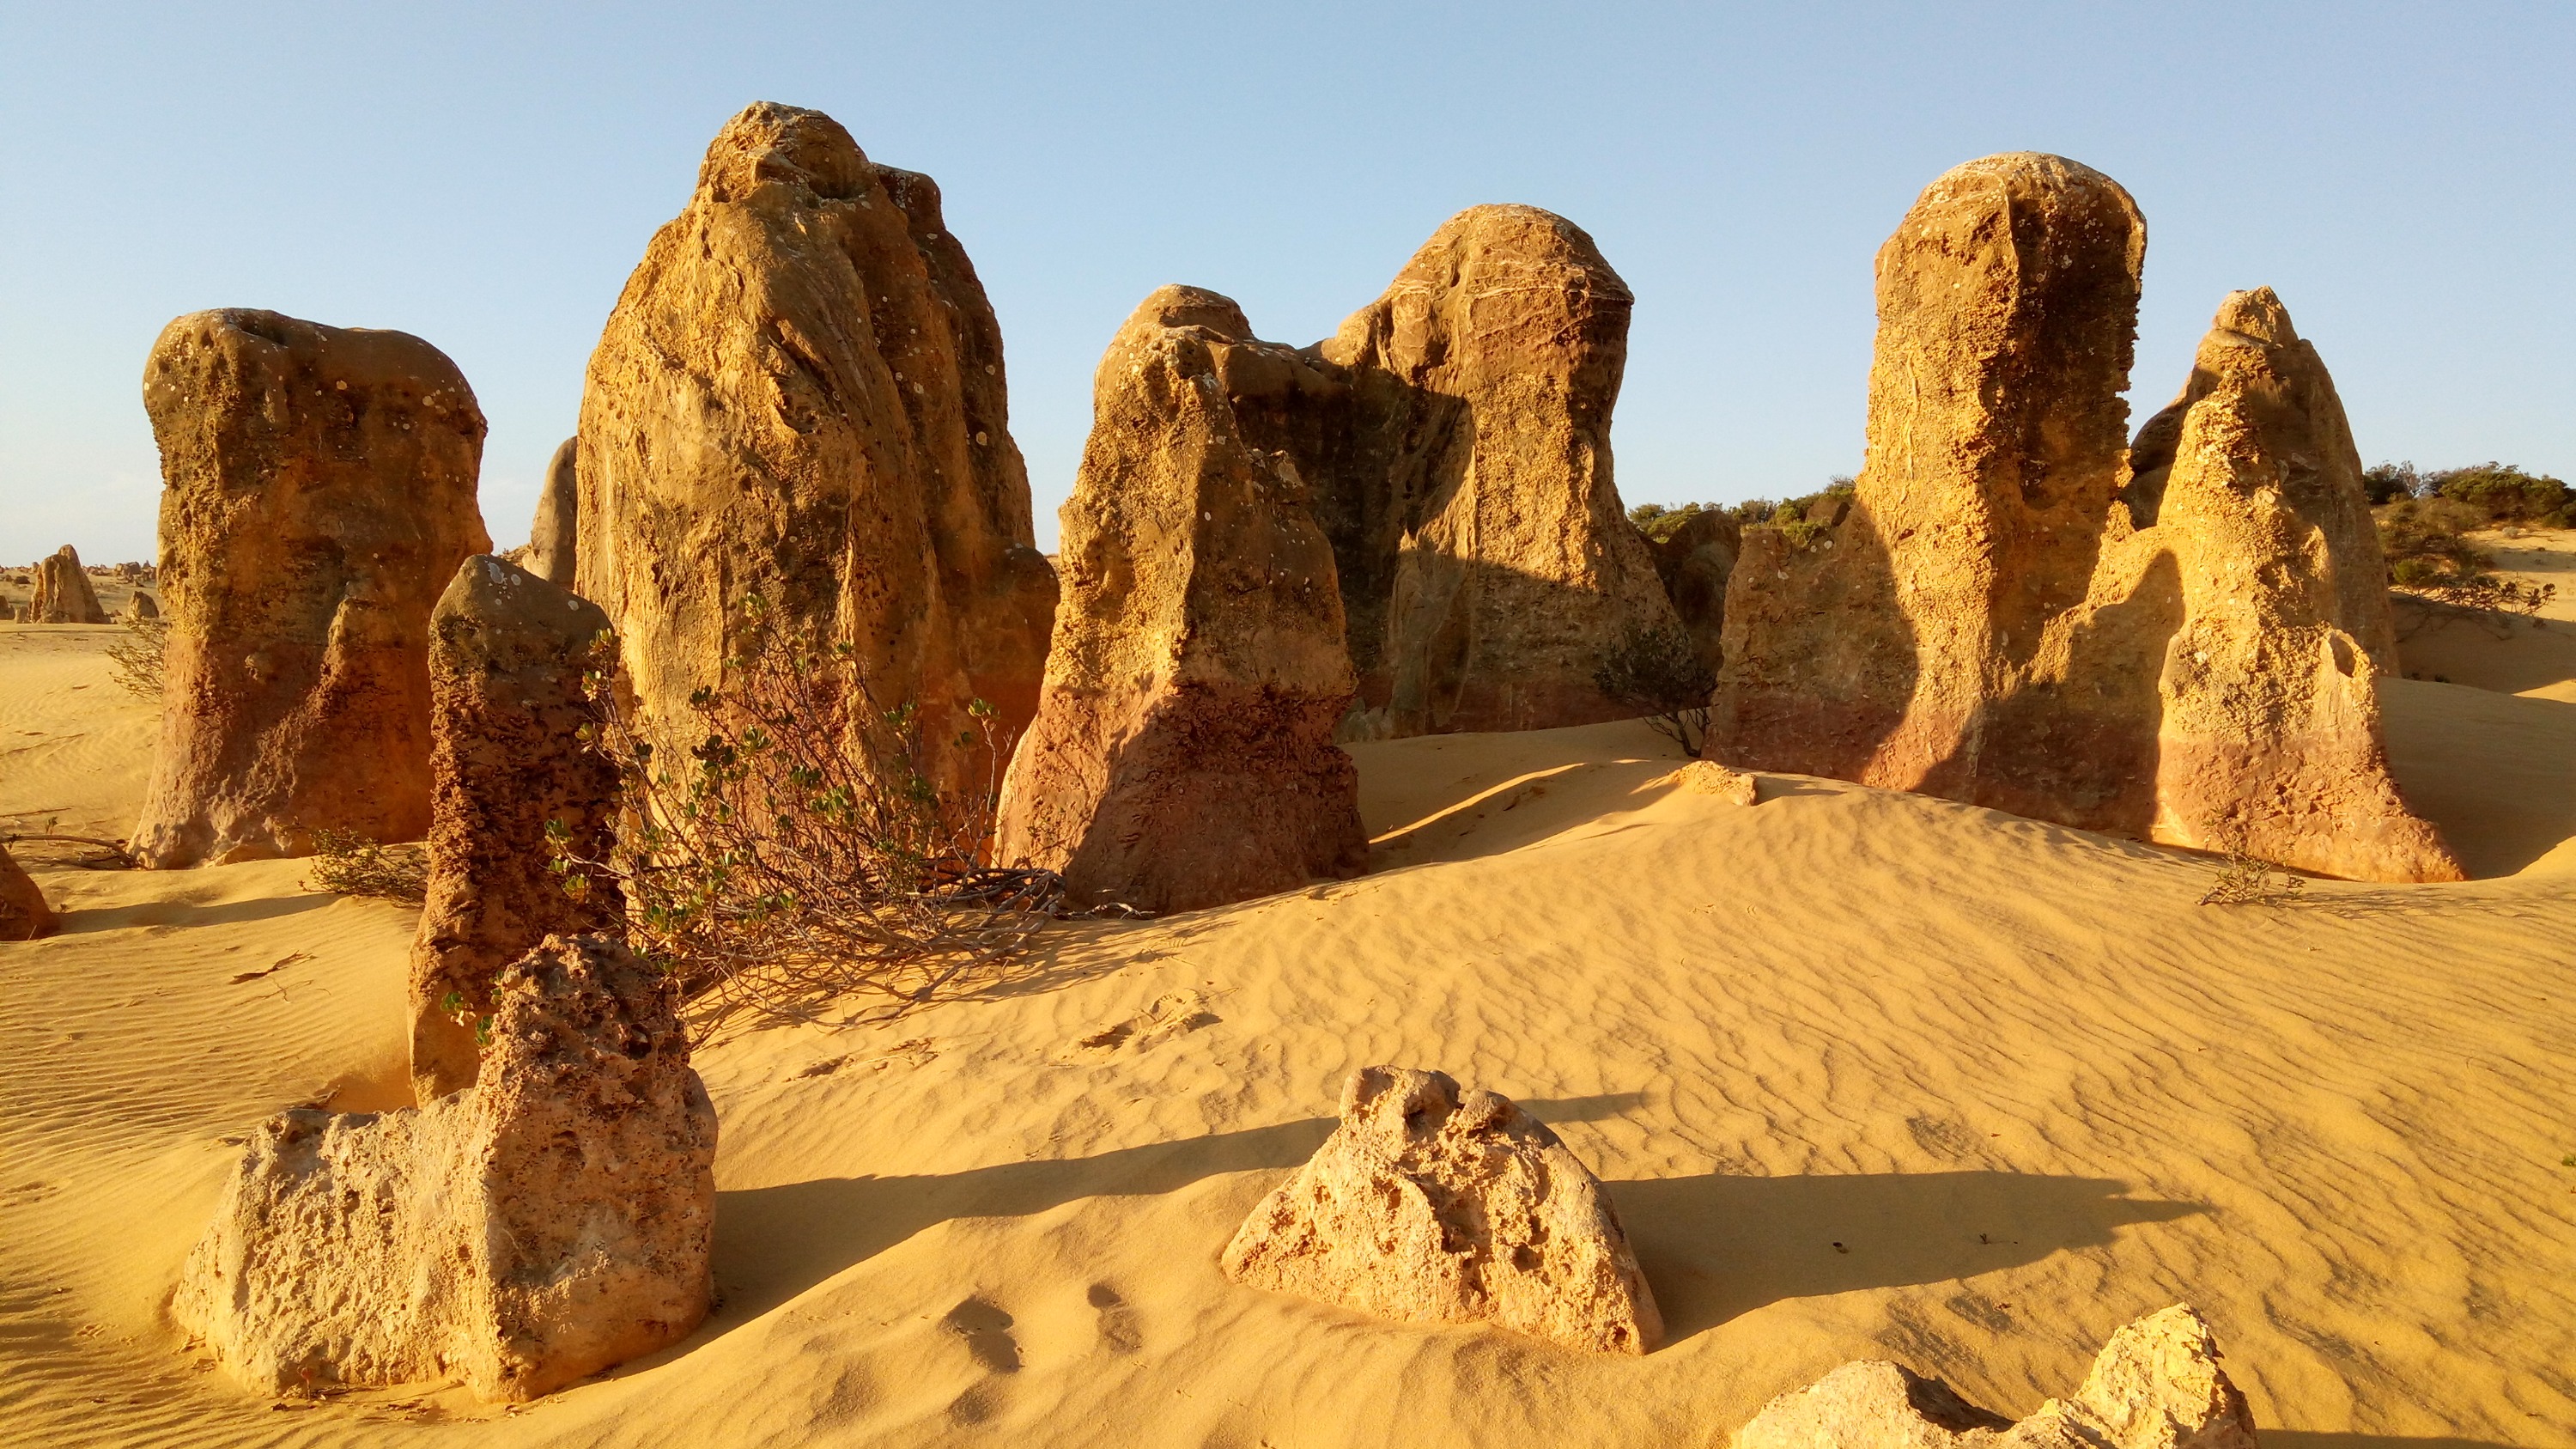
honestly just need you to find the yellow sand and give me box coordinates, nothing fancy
[2,614,2572,1449]
[2396,530,2576,703]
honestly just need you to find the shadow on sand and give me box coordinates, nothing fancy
[707,1102,2197,1355]
[1608,1169,2202,1338]
[2267,1422,2524,1433]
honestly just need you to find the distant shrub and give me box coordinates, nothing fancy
[2361,460,2571,527]
[1630,477,1858,546]
[1628,502,1724,544]
[2378,496,2557,618]
[2360,462,2421,505]
[2429,462,2573,527]
[307,828,429,904]
[1594,622,1717,755]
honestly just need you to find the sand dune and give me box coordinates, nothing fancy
[2,618,2572,1448]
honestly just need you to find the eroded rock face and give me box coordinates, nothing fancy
[994,288,1367,913]
[575,102,1056,784]
[176,935,716,1403]
[520,437,580,588]
[1220,1064,1660,1355]
[29,546,106,624]
[1733,1305,2257,1449]
[132,309,491,868]
[1316,206,1680,735]
[0,843,59,941]
[1710,159,2451,881]
[125,591,159,621]
[2136,290,2458,880]
[1710,153,2147,810]
[1649,511,1742,673]
[408,556,624,1102]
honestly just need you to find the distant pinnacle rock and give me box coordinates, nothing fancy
[29,545,107,624]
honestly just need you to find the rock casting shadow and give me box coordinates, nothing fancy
[1608,1170,2202,1339]
[704,1093,1648,1337]
[79,890,339,931]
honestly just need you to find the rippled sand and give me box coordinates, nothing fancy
[3,599,2571,1448]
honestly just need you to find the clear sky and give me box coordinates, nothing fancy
[3,2,2569,564]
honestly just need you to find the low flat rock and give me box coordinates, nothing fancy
[1734,1305,2257,1449]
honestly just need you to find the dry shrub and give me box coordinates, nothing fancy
[563,598,1059,1042]
[105,615,168,700]
[2379,496,2558,634]
[306,828,428,904]
[2196,849,2308,906]
[1595,622,1716,755]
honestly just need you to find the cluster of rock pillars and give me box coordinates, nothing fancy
[0,101,2442,1431]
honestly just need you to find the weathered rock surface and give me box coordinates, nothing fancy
[1733,1305,2256,1449]
[0,842,59,940]
[125,590,159,621]
[2133,289,2458,880]
[994,288,1368,913]
[519,437,580,588]
[1710,153,2148,813]
[1220,1064,1660,1355]
[176,935,716,1402]
[29,545,107,624]
[575,102,1056,784]
[408,556,624,1102]
[1649,511,1742,673]
[1314,206,1680,735]
[1675,759,1760,805]
[1709,158,2451,881]
[132,308,491,868]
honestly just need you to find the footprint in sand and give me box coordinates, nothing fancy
[1087,1282,1141,1354]
[939,1296,1021,1373]
[1066,989,1218,1060]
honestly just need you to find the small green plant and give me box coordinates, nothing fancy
[560,598,1060,1042]
[104,614,169,701]
[1594,622,1718,756]
[306,828,429,904]
[438,989,492,1048]
[2196,849,2308,906]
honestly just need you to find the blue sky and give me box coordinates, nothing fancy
[3,2,2569,563]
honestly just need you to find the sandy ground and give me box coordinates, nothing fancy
[1,591,2572,1449]
[2394,531,2576,704]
